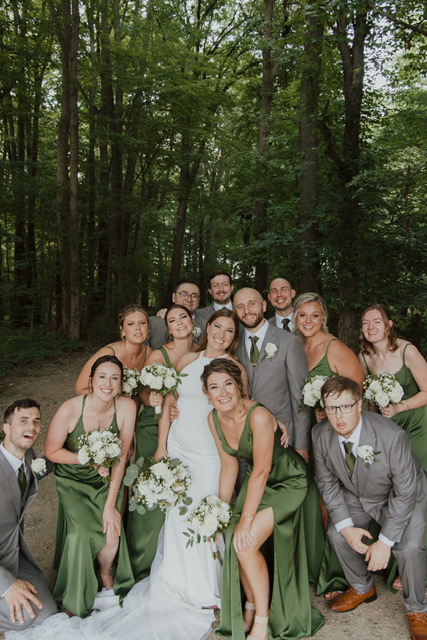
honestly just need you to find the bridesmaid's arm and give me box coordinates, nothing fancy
[44,399,81,464]
[103,397,137,539]
[207,413,239,504]
[329,339,365,388]
[75,345,117,395]
[153,392,174,461]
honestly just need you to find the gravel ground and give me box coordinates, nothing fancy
[0,351,415,639]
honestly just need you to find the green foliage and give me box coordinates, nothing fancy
[0,327,86,376]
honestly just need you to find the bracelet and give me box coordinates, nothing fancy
[241,511,255,519]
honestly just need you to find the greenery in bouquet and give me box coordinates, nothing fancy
[122,366,143,396]
[300,374,331,410]
[76,427,122,483]
[184,495,232,560]
[124,455,192,515]
[363,373,404,408]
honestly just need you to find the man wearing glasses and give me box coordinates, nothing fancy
[148,279,207,349]
[312,376,427,640]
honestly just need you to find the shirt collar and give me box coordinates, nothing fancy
[213,301,233,311]
[338,419,363,448]
[0,443,25,474]
[244,318,268,345]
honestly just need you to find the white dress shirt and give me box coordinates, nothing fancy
[213,301,233,311]
[244,320,269,360]
[275,313,293,331]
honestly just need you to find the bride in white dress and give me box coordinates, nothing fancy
[7,310,246,640]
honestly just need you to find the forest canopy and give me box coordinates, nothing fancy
[1,0,426,348]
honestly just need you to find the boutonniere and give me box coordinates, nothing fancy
[31,458,47,477]
[357,445,381,469]
[262,343,278,361]
[192,326,202,339]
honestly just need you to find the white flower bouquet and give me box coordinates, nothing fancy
[76,428,122,483]
[363,373,404,408]
[124,455,192,515]
[139,362,186,418]
[122,366,142,397]
[184,495,232,560]
[301,374,331,410]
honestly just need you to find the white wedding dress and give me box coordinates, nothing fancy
[7,353,222,640]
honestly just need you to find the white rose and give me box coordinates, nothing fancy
[93,451,106,465]
[31,458,47,475]
[264,343,278,358]
[150,375,163,390]
[164,374,176,389]
[369,380,382,393]
[389,386,404,403]
[77,446,90,465]
[376,391,389,407]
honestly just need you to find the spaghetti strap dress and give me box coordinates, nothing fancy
[362,345,427,590]
[53,396,134,617]
[213,404,324,640]
[126,346,170,581]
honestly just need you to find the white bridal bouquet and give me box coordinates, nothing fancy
[363,373,404,408]
[122,366,142,396]
[184,495,232,560]
[301,375,330,410]
[139,362,186,417]
[76,428,122,483]
[124,456,192,515]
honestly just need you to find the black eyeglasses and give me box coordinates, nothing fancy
[176,291,200,300]
[324,401,358,415]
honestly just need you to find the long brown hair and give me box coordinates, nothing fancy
[197,309,240,356]
[359,304,399,355]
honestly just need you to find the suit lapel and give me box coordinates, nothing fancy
[0,448,21,515]
[237,337,254,387]
[354,418,377,495]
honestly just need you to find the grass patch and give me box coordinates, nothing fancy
[0,327,87,377]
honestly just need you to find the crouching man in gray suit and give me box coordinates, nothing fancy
[313,376,427,640]
[0,399,57,632]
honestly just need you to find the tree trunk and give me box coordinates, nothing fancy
[298,1,324,293]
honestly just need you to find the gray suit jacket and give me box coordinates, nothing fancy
[0,448,41,595]
[237,322,311,450]
[148,311,207,350]
[312,411,427,543]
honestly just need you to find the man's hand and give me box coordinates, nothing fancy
[295,448,309,463]
[365,539,391,571]
[156,308,167,319]
[341,526,372,554]
[4,579,42,624]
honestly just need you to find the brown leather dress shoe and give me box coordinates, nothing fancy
[408,612,427,640]
[328,585,377,612]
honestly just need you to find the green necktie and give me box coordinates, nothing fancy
[343,442,356,472]
[18,464,27,496]
[249,336,259,366]
[282,318,290,331]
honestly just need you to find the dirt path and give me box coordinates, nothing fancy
[0,351,413,639]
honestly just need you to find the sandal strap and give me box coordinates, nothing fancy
[245,602,256,611]
[254,615,269,624]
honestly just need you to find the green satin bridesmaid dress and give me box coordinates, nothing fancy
[213,404,324,640]
[125,346,170,581]
[53,396,134,617]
